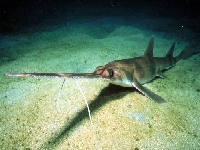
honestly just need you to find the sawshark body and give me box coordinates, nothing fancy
[6,37,199,103]
[93,37,179,103]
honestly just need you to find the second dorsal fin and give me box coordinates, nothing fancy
[166,43,176,58]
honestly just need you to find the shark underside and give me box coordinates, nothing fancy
[6,36,200,103]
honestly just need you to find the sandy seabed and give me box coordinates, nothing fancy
[0,16,200,150]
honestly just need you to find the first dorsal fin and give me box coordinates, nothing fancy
[166,42,176,58]
[143,36,154,57]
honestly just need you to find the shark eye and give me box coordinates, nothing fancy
[108,69,114,78]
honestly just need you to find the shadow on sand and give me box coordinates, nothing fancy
[39,84,136,149]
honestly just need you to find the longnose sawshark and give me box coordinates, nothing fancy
[6,36,199,103]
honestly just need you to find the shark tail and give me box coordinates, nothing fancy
[166,42,200,63]
[176,42,200,61]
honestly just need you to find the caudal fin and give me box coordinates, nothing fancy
[177,42,200,61]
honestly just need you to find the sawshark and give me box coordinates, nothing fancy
[6,36,199,103]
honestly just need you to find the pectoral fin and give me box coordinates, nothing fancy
[132,79,166,103]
